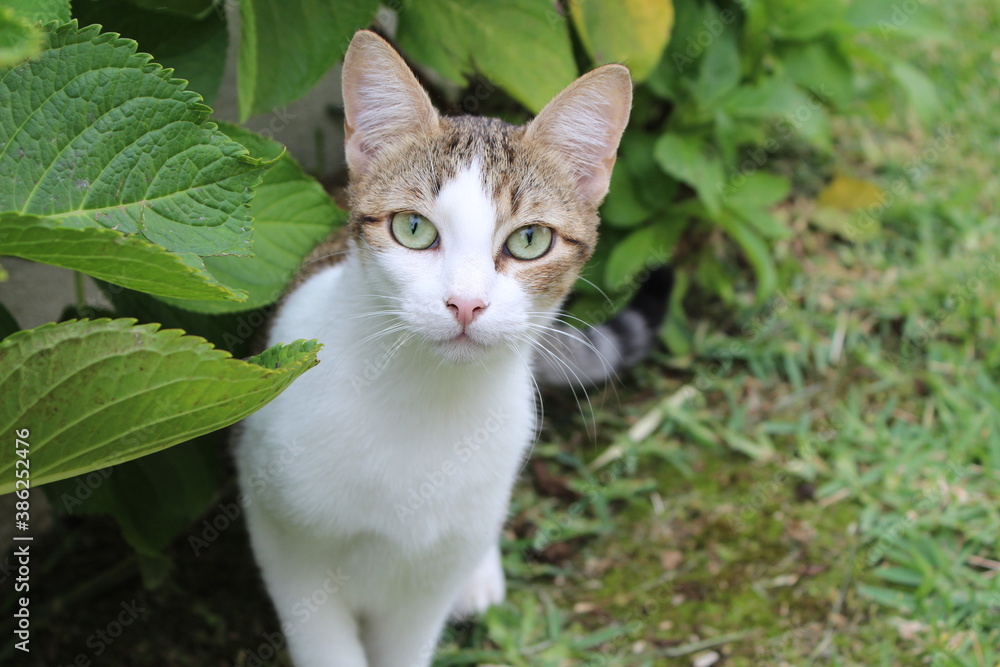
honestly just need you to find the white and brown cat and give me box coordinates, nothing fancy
[235,30,646,667]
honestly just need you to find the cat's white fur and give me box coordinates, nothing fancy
[236,166,537,667]
[235,30,631,667]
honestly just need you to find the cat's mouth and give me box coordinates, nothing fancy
[434,330,491,363]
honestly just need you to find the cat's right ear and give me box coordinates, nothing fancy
[342,31,439,178]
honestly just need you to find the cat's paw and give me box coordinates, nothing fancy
[450,546,506,618]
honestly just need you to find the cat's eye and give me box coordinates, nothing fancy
[505,224,553,260]
[390,212,439,250]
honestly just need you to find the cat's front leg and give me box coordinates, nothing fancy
[449,542,506,618]
[361,590,456,667]
[244,507,368,667]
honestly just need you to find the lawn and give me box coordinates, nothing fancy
[3,1,997,666]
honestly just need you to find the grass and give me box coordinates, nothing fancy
[432,1,1000,664]
[4,1,998,665]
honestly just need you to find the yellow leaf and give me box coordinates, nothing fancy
[816,174,884,211]
[570,0,674,82]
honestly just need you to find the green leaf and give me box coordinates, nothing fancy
[765,0,844,40]
[72,0,229,106]
[890,60,941,123]
[726,204,789,240]
[619,130,678,211]
[653,133,725,215]
[0,21,270,258]
[397,0,577,113]
[721,76,811,119]
[647,0,709,97]
[126,0,215,19]
[604,219,681,291]
[844,0,950,41]
[100,281,262,358]
[0,318,320,492]
[722,171,791,208]
[0,214,247,301]
[48,434,222,556]
[161,124,345,313]
[237,0,381,120]
[4,0,71,24]
[692,18,740,103]
[716,209,777,300]
[721,77,832,149]
[569,0,674,82]
[0,7,44,66]
[776,39,855,109]
[601,163,654,228]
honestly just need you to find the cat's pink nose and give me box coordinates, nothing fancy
[446,297,487,329]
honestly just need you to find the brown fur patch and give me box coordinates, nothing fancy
[346,115,601,308]
[289,226,352,289]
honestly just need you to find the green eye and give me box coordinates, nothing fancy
[391,212,439,250]
[505,224,553,260]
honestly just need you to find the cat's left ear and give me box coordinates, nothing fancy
[525,65,632,205]
[342,30,440,178]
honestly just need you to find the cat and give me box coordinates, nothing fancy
[234,29,656,667]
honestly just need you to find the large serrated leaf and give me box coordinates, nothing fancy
[0,213,247,301]
[397,0,577,113]
[236,0,381,120]
[161,123,344,313]
[47,434,222,558]
[0,21,269,258]
[72,0,229,106]
[569,0,674,82]
[0,318,320,492]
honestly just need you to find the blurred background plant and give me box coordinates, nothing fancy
[0,0,996,665]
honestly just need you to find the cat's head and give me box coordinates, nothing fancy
[342,30,631,363]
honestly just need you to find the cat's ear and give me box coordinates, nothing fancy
[526,65,632,204]
[342,30,439,177]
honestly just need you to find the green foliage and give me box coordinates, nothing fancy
[0,0,950,648]
[0,12,340,559]
[0,7,44,66]
[3,0,71,24]
[396,0,577,113]
[73,0,229,105]
[569,0,674,82]
[0,214,248,301]
[0,318,319,493]
[0,22,270,268]
[236,0,381,119]
[161,123,346,313]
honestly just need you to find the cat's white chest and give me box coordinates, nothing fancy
[237,262,536,552]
